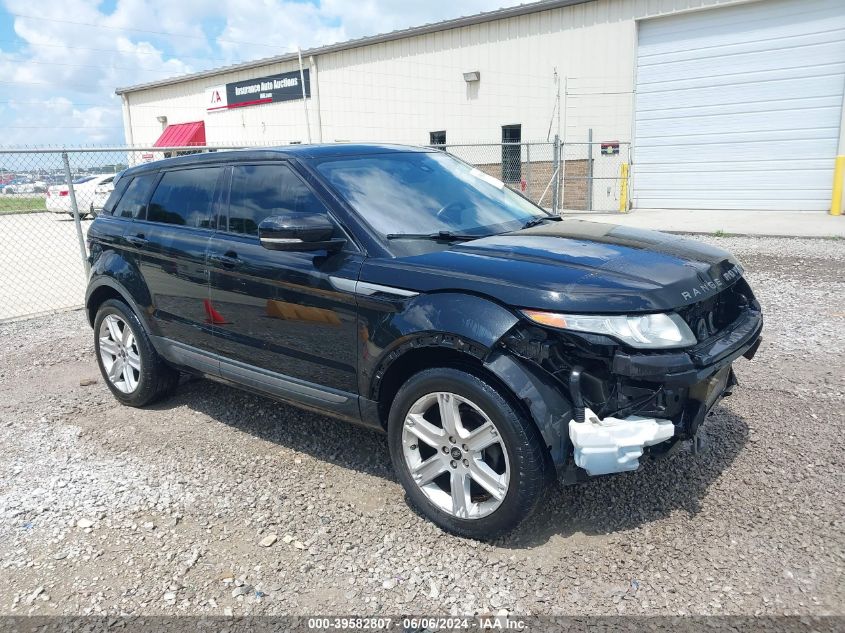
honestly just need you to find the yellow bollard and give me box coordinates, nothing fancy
[619,163,629,213]
[831,155,845,216]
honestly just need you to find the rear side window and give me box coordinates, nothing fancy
[147,167,221,228]
[114,174,157,219]
[102,175,131,215]
[227,164,327,236]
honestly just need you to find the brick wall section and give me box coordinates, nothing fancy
[475,159,591,210]
[561,159,589,211]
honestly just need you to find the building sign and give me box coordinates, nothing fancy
[206,69,310,113]
[601,141,620,156]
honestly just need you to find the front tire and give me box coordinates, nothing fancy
[93,299,179,407]
[388,367,549,539]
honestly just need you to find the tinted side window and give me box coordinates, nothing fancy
[102,175,132,215]
[114,174,157,219]
[227,164,328,236]
[147,167,221,228]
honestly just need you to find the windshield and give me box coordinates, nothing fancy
[314,151,546,237]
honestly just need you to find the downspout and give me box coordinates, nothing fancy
[309,55,324,143]
[120,93,137,166]
[297,48,312,144]
[120,93,135,146]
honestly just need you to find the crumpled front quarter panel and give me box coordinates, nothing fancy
[357,288,519,397]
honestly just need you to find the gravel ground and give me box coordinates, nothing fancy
[0,235,843,617]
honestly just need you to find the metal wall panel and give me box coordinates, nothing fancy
[634,0,845,210]
[125,0,748,152]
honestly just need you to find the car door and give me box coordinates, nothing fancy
[206,161,363,399]
[125,165,223,358]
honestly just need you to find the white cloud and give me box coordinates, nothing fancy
[320,0,508,39]
[0,97,122,146]
[0,0,515,146]
[215,1,348,59]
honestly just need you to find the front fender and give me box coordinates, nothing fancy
[483,350,572,471]
[360,292,519,397]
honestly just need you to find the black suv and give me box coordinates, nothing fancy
[85,144,762,539]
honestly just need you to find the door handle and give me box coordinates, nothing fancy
[126,234,148,248]
[210,252,243,268]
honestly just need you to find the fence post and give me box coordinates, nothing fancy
[525,143,532,200]
[586,129,594,212]
[619,163,630,213]
[625,142,634,213]
[552,134,560,214]
[61,152,90,276]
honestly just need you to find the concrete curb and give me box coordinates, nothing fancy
[563,210,845,240]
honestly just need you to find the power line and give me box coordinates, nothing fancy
[0,74,216,90]
[0,79,109,89]
[0,125,125,129]
[0,57,196,75]
[0,38,247,66]
[0,100,115,106]
[7,11,298,50]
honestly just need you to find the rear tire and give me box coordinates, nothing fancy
[388,367,549,540]
[93,299,179,407]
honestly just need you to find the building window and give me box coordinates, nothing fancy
[501,124,521,182]
[429,130,446,148]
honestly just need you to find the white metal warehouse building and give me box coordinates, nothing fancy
[116,0,845,212]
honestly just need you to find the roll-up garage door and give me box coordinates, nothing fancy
[634,0,845,210]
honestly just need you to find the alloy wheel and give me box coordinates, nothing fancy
[98,314,141,394]
[401,391,510,519]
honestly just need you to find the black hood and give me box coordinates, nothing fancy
[361,220,745,313]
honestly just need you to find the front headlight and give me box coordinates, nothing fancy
[521,310,697,349]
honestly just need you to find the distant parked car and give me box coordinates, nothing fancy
[46,174,116,217]
[90,177,118,216]
[2,178,46,194]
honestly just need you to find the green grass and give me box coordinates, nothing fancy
[712,229,733,238]
[0,197,47,215]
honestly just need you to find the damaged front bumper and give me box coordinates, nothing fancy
[569,407,675,476]
[493,301,763,481]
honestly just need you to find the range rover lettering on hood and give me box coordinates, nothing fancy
[680,264,744,302]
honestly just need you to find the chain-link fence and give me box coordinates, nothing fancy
[0,141,631,322]
[440,142,559,209]
[561,140,632,213]
[439,139,631,213]
[0,145,250,322]
[0,150,90,322]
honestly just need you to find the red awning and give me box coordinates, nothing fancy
[153,121,206,147]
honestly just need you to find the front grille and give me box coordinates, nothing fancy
[678,278,752,342]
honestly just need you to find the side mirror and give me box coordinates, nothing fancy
[258,213,346,252]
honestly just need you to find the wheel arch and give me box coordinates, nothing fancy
[85,276,151,333]
[366,291,519,422]
[372,336,570,473]
[373,335,491,427]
